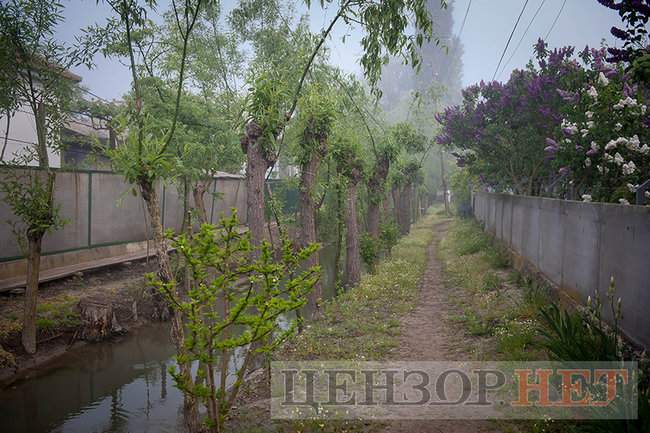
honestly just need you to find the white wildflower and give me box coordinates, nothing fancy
[598,72,609,86]
[582,194,592,202]
[619,198,630,205]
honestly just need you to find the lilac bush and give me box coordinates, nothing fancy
[437,38,649,203]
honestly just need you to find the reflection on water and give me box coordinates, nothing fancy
[0,324,185,433]
[0,245,338,433]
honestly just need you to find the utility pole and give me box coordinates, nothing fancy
[440,149,450,215]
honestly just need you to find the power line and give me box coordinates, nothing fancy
[545,0,567,40]
[457,0,472,39]
[492,0,531,81]
[498,0,548,78]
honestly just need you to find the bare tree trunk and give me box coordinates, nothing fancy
[139,179,197,431]
[440,149,450,215]
[242,122,274,248]
[398,183,412,235]
[192,179,209,224]
[391,185,400,228]
[344,177,361,289]
[333,180,344,290]
[366,156,390,239]
[299,144,325,311]
[22,233,43,354]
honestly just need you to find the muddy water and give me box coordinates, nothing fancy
[0,245,338,433]
[0,324,184,433]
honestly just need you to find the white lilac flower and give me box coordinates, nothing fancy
[591,141,599,151]
[587,86,598,99]
[564,138,572,144]
[581,129,589,138]
[622,161,636,175]
[586,120,595,129]
[627,183,638,193]
[613,102,624,110]
[586,111,594,119]
[627,135,640,151]
[615,122,623,131]
[619,198,630,205]
[642,105,647,114]
[622,96,638,107]
[615,137,629,146]
[605,140,617,151]
[603,153,614,162]
[598,72,609,86]
[582,194,592,202]
[646,191,650,199]
[614,152,624,165]
[597,164,609,174]
[585,158,592,167]
[639,144,650,155]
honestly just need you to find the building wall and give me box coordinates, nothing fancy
[473,192,650,348]
[0,106,61,168]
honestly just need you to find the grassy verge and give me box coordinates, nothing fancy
[437,218,551,362]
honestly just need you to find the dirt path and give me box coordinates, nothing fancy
[383,220,500,433]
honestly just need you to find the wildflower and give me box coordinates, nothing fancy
[587,86,598,99]
[622,160,636,175]
[627,183,638,193]
[614,152,624,165]
[582,194,592,202]
[618,198,630,205]
[598,72,609,86]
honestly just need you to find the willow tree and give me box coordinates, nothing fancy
[0,0,95,354]
[331,123,365,289]
[89,0,207,429]
[294,82,337,309]
[232,0,439,247]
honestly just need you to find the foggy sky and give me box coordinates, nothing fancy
[56,0,625,102]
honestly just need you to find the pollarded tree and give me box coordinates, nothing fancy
[231,0,439,248]
[0,0,95,354]
[293,81,337,310]
[331,123,365,289]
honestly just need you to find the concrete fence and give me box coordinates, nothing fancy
[0,169,246,284]
[473,192,650,348]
